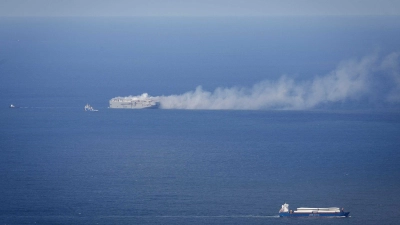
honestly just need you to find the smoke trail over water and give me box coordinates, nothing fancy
[152,53,400,110]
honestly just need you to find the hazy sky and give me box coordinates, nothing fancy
[1,0,400,17]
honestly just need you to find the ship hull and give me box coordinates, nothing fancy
[279,212,350,217]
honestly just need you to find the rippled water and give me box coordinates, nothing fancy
[1,108,399,224]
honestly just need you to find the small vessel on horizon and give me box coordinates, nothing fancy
[279,203,350,217]
[84,104,98,112]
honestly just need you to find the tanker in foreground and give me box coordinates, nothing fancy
[279,203,350,217]
[109,94,160,109]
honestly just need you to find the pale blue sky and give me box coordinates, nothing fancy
[1,0,400,17]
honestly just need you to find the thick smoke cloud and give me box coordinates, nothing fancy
[151,53,399,110]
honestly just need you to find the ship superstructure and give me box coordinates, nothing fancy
[84,104,98,111]
[109,93,160,109]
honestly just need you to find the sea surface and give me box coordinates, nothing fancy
[0,17,400,225]
[1,108,399,224]
[1,16,400,108]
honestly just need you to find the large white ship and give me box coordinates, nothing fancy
[279,203,350,217]
[109,93,160,109]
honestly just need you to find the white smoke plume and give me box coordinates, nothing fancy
[149,53,400,110]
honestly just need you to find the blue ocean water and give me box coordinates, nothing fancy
[1,108,399,224]
[1,17,400,108]
[1,17,400,224]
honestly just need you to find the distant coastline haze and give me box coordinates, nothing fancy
[1,0,400,17]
